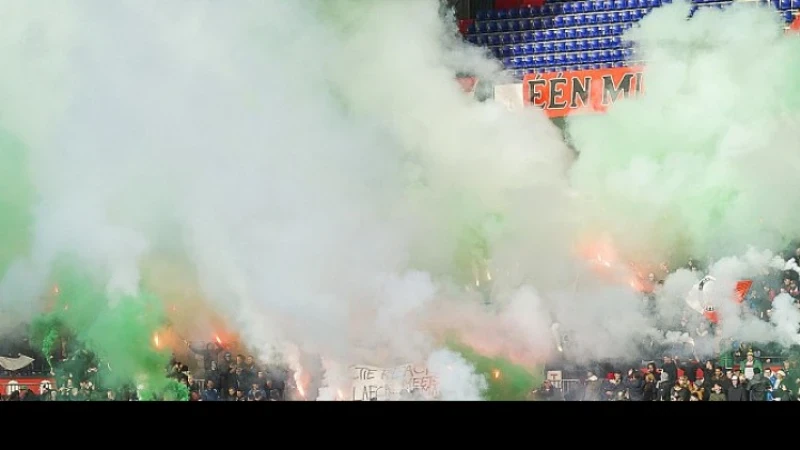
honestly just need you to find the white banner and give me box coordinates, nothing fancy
[349,364,439,401]
[493,83,524,111]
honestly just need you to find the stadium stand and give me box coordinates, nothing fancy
[460,0,800,79]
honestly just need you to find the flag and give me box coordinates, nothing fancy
[734,280,753,303]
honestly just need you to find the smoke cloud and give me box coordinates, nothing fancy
[1,0,800,400]
[567,1,800,263]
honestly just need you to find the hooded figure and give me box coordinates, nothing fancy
[727,376,748,401]
[583,371,603,401]
[656,371,674,401]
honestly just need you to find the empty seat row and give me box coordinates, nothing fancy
[504,48,635,68]
[507,61,632,79]
[473,0,658,22]
[475,0,737,20]
[466,23,636,46]
[490,36,633,58]
[469,9,650,33]
[774,0,800,9]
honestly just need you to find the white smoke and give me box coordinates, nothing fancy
[1,0,799,401]
[427,348,487,400]
[0,0,576,396]
[770,293,800,347]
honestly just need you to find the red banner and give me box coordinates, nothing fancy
[522,66,645,118]
[0,377,55,396]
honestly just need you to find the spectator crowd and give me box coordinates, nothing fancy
[0,339,302,401]
[6,246,800,401]
[531,245,800,401]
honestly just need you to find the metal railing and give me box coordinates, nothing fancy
[550,378,582,394]
[3,380,53,396]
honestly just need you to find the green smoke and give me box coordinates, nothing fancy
[30,261,176,398]
[447,339,542,400]
[567,3,800,264]
[0,129,33,278]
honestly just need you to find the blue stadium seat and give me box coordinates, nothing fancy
[523,43,536,54]
[553,29,565,39]
[553,54,565,65]
[544,54,555,65]
[487,34,499,45]
[565,54,578,65]
[648,0,662,7]
[476,10,490,21]
[532,30,544,41]
[563,2,575,13]
[779,0,790,9]
[575,39,586,50]
[586,38,598,49]
[564,15,576,26]
[614,0,625,8]
[620,10,632,21]
[542,29,553,40]
[509,8,520,19]
[565,41,576,52]
[575,28,586,39]
[584,13,596,24]
[586,26,598,37]
[523,56,535,67]
[614,61,625,68]
[554,41,565,52]
[784,10,795,22]
[611,36,622,47]
[792,0,800,8]
[522,30,535,41]
[552,3,565,14]
[554,16,565,27]
[496,9,509,19]
[543,41,554,52]
[533,42,544,52]
[565,28,577,39]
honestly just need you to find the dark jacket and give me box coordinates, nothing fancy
[726,384,748,401]
[625,377,645,401]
